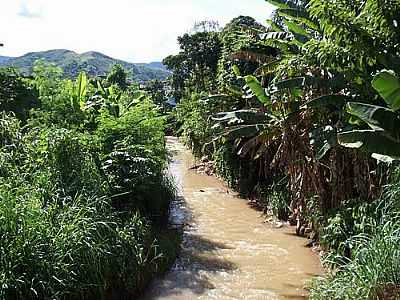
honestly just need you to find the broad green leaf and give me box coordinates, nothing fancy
[224,124,266,141]
[304,95,349,109]
[265,19,284,32]
[278,8,319,31]
[372,70,400,111]
[244,75,270,105]
[212,110,267,125]
[265,0,299,9]
[273,75,343,92]
[284,19,311,38]
[76,72,87,110]
[338,130,400,159]
[232,65,241,77]
[346,102,400,139]
[77,72,87,100]
[262,38,297,53]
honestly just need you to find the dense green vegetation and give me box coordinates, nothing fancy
[0,49,170,81]
[163,0,400,298]
[2,0,400,298]
[0,61,178,298]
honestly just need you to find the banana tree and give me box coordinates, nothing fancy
[68,72,87,113]
[338,70,400,161]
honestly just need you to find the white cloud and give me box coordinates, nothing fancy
[0,0,274,62]
[18,0,46,18]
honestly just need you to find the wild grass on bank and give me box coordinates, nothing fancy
[310,169,400,300]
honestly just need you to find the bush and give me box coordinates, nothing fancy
[175,93,213,157]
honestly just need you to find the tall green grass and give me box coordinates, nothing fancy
[0,192,161,299]
[310,168,400,300]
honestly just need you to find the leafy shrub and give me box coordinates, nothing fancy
[320,199,382,255]
[175,93,213,157]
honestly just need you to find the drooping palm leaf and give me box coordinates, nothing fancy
[304,94,350,109]
[278,8,320,31]
[212,110,268,125]
[346,102,400,139]
[224,124,267,140]
[244,75,271,105]
[338,130,400,159]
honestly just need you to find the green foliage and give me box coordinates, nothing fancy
[311,224,400,299]
[372,70,400,111]
[167,1,400,297]
[0,61,176,298]
[106,64,128,90]
[163,26,222,100]
[0,68,39,121]
[311,201,400,299]
[338,71,400,161]
[175,93,214,157]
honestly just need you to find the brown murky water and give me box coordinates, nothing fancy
[142,137,322,300]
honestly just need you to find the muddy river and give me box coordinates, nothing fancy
[142,137,322,300]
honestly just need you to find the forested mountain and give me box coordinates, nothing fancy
[0,49,170,81]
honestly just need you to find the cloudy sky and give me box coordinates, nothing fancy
[0,0,275,63]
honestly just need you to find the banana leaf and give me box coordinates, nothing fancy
[244,75,271,105]
[338,129,400,159]
[278,8,319,31]
[304,94,350,109]
[212,110,267,125]
[309,126,337,160]
[372,70,400,111]
[346,102,400,139]
[284,19,311,38]
[224,124,267,141]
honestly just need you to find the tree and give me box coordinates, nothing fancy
[106,64,128,90]
[163,22,222,100]
[0,68,39,121]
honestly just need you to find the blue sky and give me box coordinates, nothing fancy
[0,0,275,62]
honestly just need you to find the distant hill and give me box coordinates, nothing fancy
[0,49,170,82]
[0,56,11,64]
[137,61,168,71]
